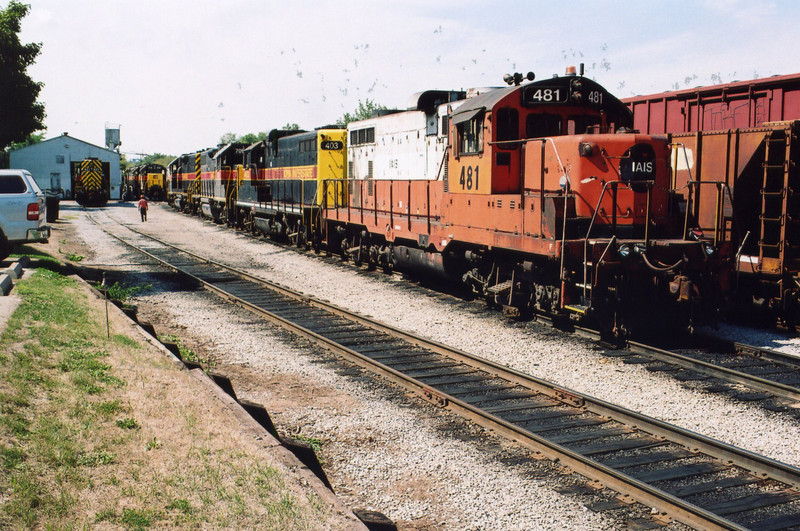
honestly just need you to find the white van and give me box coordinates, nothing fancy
[0,169,50,260]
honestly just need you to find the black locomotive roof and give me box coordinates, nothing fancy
[407,89,467,113]
[451,76,632,126]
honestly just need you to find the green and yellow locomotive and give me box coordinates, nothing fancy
[168,128,347,247]
[125,164,167,201]
[71,158,110,207]
[235,128,347,247]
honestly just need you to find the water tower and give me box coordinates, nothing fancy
[105,123,121,151]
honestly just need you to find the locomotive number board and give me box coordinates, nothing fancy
[523,83,609,108]
[321,140,344,150]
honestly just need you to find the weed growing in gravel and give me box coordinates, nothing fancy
[292,433,324,453]
[101,281,151,302]
[160,334,216,369]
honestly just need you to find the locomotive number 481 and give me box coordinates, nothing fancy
[459,165,480,190]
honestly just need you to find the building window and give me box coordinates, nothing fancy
[56,155,65,164]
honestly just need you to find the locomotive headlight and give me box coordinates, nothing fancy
[618,243,631,258]
[579,142,596,157]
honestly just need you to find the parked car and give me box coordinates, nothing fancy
[0,169,50,261]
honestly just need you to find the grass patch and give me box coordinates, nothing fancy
[77,449,115,467]
[115,418,140,430]
[166,498,192,514]
[121,507,152,528]
[0,260,332,528]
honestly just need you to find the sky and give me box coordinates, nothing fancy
[14,0,800,159]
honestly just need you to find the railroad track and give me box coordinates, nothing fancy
[202,205,800,412]
[87,210,800,530]
[558,319,800,410]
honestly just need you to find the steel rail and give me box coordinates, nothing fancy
[87,211,800,530]
[541,313,800,404]
[626,339,800,403]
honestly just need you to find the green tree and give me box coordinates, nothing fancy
[0,131,43,168]
[219,131,271,145]
[335,99,386,127]
[139,153,173,167]
[0,1,46,151]
[219,132,238,145]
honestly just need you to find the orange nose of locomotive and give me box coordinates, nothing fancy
[550,134,670,227]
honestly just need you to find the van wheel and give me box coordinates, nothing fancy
[0,231,9,262]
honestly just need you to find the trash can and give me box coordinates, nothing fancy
[45,189,62,223]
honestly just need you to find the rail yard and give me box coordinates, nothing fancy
[8,66,800,529]
[34,199,800,529]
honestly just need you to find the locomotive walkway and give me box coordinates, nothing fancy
[88,209,800,530]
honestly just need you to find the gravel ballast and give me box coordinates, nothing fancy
[64,201,800,529]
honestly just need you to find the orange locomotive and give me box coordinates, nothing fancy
[322,68,719,335]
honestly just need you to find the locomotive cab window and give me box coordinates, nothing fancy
[526,113,563,138]
[567,115,603,135]
[495,107,520,148]
[458,113,484,155]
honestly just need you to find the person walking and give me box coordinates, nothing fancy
[138,195,148,221]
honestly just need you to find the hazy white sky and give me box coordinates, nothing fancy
[16,0,800,157]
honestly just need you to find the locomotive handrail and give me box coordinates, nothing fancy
[681,180,734,246]
[581,180,655,301]
[434,146,449,181]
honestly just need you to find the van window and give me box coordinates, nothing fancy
[0,175,27,194]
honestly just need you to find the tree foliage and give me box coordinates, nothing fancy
[138,153,173,167]
[124,152,173,169]
[220,131,267,145]
[335,99,386,127]
[0,131,43,168]
[0,1,46,151]
[219,124,301,146]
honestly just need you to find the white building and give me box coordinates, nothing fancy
[9,133,121,198]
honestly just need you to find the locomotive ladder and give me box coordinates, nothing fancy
[757,129,792,275]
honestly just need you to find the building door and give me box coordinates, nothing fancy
[50,172,61,191]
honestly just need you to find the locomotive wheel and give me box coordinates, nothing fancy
[296,226,309,249]
[242,211,254,233]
